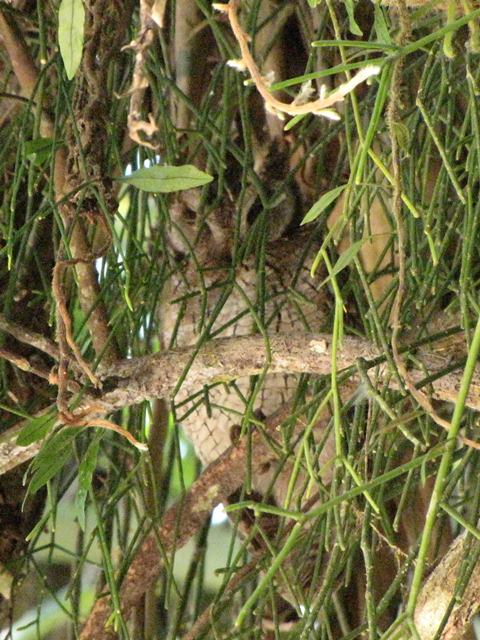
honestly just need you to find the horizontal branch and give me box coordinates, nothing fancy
[2,331,479,477]
[96,332,480,415]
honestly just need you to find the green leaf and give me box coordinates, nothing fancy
[24,138,60,165]
[374,4,393,45]
[392,122,410,153]
[17,411,56,446]
[118,165,214,193]
[328,239,366,279]
[284,113,307,131]
[75,436,101,530]
[344,0,363,36]
[27,429,76,495]
[58,0,85,80]
[301,185,347,225]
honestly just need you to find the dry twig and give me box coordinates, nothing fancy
[124,0,159,148]
[214,0,380,120]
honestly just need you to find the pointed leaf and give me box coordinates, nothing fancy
[345,0,363,36]
[17,411,56,446]
[58,0,85,80]
[75,436,101,530]
[374,4,393,45]
[119,165,214,193]
[301,185,347,225]
[319,239,366,287]
[331,239,366,276]
[27,429,76,495]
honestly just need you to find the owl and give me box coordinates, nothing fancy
[160,187,334,508]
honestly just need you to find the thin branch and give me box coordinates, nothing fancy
[386,5,455,439]
[0,347,77,391]
[52,261,99,387]
[0,9,38,98]
[0,312,61,361]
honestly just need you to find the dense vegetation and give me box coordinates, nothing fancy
[1,0,480,638]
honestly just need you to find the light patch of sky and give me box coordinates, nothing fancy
[211,502,229,526]
[137,312,152,341]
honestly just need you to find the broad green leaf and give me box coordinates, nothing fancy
[301,185,347,225]
[24,138,60,165]
[344,0,363,36]
[307,0,320,6]
[75,436,101,530]
[17,411,56,446]
[119,165,214,193]
[27,429,76,495]
[58,0,85,80]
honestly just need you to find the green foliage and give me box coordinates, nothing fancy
[2,0,480,638]
[319,238,366,285]
[27,429,76,494]
[58,0,85,80]
[16,411,56,446]
[301,184,347,225]
[24,138,60,165]
[118,165,214,193]
[75,434,101,530]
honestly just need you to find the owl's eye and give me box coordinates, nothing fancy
[246,197,263,228]
[182,207,197,223]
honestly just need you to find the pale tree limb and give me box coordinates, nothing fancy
[414,531,480,639]
[2,329,480,476]
[173,0,212,133]
[96,332,480,422]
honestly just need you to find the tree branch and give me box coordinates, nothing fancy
[414,531,480,639]
[96,332,480,418]
[3,329,480,478]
